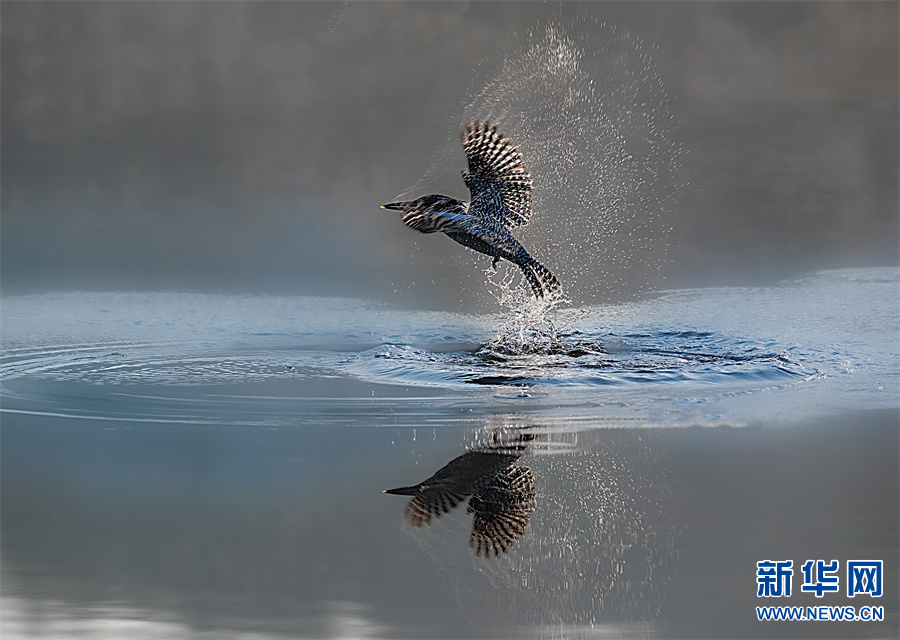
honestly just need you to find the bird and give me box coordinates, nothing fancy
[382,121,560,299]
[384,449,536,557]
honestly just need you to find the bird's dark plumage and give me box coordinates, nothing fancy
[383,451,519,527]
[384,450,536,556]
[382,121,560,298]
[468,464,535,557]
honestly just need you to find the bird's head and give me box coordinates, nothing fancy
[381,194,459,214]
[380,199,414,213]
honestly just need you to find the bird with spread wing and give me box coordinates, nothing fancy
[382,121,559,298]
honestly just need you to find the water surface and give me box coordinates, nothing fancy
[2,268,898,638]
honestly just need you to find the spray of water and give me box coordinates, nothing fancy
[406,16,682,354]
[459,19,683,306]
[481,264,567,355]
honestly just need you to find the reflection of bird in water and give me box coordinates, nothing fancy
[382,121,560,299]
[467,463,535,557]
[384,450,536,557]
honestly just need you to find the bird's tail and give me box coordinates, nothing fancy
[518,258,560,299]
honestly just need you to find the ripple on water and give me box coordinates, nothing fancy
[340,327,807,389]
[0,269,896,426]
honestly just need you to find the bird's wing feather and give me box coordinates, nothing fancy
[467,465,536,556]
[403,489,468,527]
[461,121,533,229]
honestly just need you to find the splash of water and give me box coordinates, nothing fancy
[410,17,682,312]
[482,265,564,355]
[464,19,682,305]
[479,263,597,357]
[398,16,682,350]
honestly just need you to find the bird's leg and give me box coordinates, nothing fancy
[491,257,500,271]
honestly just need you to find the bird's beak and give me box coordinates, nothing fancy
[381,202,405,211]
[383,485,419,495]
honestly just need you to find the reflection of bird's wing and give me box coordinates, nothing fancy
[461,121,533,230]
[389,451,520,527]
[467,464,536,557]
[403,488,469,527]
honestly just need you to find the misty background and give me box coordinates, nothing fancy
[3,1,898,310]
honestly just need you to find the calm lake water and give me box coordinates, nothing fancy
[1,267,897,638]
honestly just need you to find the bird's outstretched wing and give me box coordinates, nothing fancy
[468,464,536,557]
[461,121,533,230]
[402,487,470,527]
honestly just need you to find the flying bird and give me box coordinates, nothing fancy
[382,121,560,298]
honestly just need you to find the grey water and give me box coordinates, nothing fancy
[3,2,899,639]
[2,269,898,638]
